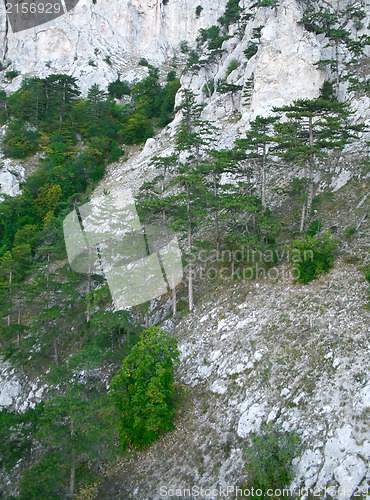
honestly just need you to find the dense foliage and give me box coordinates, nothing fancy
[110,326,180,450]
[291,233,336,284]
[244,424,301,497]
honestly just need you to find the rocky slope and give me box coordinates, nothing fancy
[0,0,369,498]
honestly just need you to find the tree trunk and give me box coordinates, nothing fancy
[187,186,193,312]
[69,461,75,499]
[17,298,21,347]
[86,248,92,323]
[335,41,340,99]
[261,145,267,208]
[213,176,221,252]
[53,335,59,365]
[299,202,306,234]
[69,417,76,500]
[306,118,314,221]
[161,180,177,317]
[7,266,12,326]
[307,162,314,218]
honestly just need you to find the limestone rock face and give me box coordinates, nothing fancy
[0,159,25,198]
[0,0,227,93]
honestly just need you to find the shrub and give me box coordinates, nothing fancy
[110,326,180,450]
[195,5,203,17]
[218,0,242,28]
[257,0,278,7]
[244,43,258,60]
[244,424,301,496]
[166,70,177,82]
[107,78,132,98]
[226,59,239,77]
[5,70,20,81]
[345,226,356,239]
[186,50,200,70]
[2,120,40,158]
[180,40,190,53]
[139,57,149,66]
[306,219,322,237]
[291,232,336,284]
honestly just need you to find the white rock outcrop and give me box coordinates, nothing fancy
[0,0,227,93]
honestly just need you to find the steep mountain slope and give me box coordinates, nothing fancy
[0,0,369,498]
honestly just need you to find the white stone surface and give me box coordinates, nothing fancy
[0,0,227,94]
[0,158,25,197]
[237,402,267,437]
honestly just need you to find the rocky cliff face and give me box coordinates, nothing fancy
[0,0,369,497]
[0,0,226,93]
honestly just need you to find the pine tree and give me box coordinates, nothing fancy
[174,89,216,311]
[235,115,279,208]
[87,83,107,120]
[273,94,364,232]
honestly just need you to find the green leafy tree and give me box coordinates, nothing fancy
[19,391,115,499]
[44,74,80,123]
[110,326,180,450]
[2,119,40,158]
[87,83,108,119]
[131,67,163,119]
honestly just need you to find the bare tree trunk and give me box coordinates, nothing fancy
[213,176,221,252]
[335,42,340,99]
[69,461,75,499]
[17,298,21,347]
[7,266,12,326]
[306,118,314,221]
[187,186,193,312]
[307,163,314,218]
[300,165,308,234]
[53,335,59,365]
[69,419,75,499]
[86,248,92,323]
[261,146,267,208]
[300,202,306,234]
[161,165,177,317]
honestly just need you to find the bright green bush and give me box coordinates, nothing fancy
[292,232,336,284]
[110,326,179,450]
[244,424,301,497]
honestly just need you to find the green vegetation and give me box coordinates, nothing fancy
[0,69,180,494]
[195,5,203,17]
[226,59,239,77]
[244,424,301,497]
[218,0,242,29]
[111,326,179,450]
[244,42,259,59]
[291,232,336,284]
[299,5,370,97]
[0,2,367,489]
